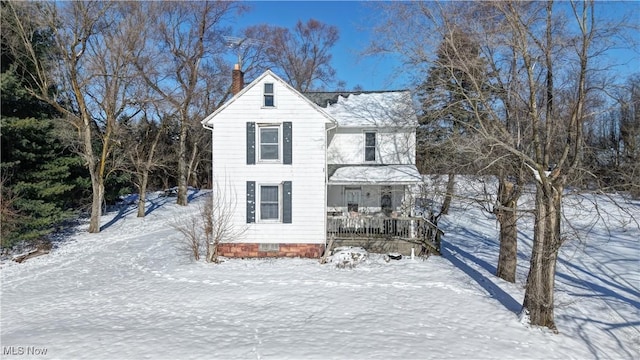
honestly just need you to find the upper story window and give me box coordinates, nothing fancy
[264,83,274,107]
[247,122,292,165]
[364,131,376,162]
[259,125,279,161]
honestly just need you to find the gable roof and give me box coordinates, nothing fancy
[201,69,337,127]
[303,90,418,128]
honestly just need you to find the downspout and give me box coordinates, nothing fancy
[202,123,214,185]
[202,122,214,208]
[324,121,338,252]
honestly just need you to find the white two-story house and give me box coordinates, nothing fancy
[201,68,422,258]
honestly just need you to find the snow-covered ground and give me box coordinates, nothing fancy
[1,185,638,360]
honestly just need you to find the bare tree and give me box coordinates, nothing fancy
[4,1,138,233]
[616,76,640,197]
[172,179,246,263]
[172,208,205,262]
[245,19,343,91]
[205,179,247,263]
[586,75,640,197]
[121,107,168,218]
[406,3,526,283]
[127,1,239,206]
[454,0,606,329]
[369,0,635,329]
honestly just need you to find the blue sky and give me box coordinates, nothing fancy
[231,1,639,91]
[230,1,404,90]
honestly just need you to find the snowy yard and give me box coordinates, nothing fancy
[1,187,638,359]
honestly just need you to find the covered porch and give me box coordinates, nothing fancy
[327,164,422,216]
[326,165,441,254]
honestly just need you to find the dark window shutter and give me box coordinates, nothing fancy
[246,122,255,165]
[283,122,292,164]
[246,181,255,223]
[283,181,292,223]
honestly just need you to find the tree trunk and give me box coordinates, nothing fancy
[206,242,218,263]
[187,143,199,188]
[84,111,102,233]
[495,178,518,283]
[522,180,563,330]
[177,119,188,206]
[88,175,104,233]
[137,171,149,218]
[440,173,455,215]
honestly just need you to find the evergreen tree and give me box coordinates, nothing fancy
[1,14,88,249]
[417,27,489,214]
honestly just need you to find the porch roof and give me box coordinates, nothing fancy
[328,165,422,185]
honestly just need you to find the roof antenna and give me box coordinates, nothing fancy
[223,36,265,70]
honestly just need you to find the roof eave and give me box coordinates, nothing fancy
[328,180,421,186]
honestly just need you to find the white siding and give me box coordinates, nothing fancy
[378,131,416,164]
[327,128,415,165]
[210,74,329,245]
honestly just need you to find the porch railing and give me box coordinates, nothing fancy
[327,215,443,253]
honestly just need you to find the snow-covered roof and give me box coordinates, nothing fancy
[329,165,422,185]
[305,91,418,128]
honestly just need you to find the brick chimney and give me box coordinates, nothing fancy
[231,64,244,95]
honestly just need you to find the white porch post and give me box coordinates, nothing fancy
[411,219,416,238]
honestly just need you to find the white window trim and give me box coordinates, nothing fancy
[363,131,377,163]
[263,82,276,108]
[257,124,281,163]
[258,183,281,222]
